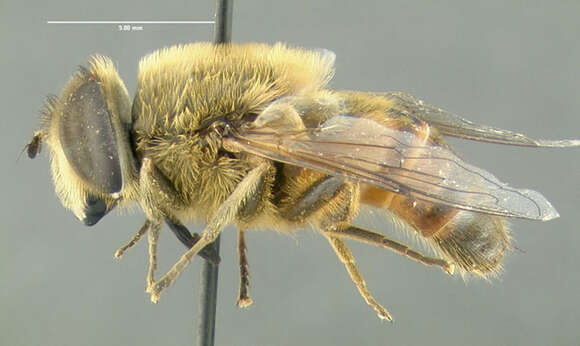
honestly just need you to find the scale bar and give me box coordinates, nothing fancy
[46,21,215,24]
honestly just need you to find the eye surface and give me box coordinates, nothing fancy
[37,58,134,225]
[59,75,123,194]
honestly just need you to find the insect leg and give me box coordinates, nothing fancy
[280,175,391,319]
[326,226,454,274]
[139,157,185,213]
[165,216,221,264]
[237,229,253,308]
[282,175,358,230]
[148,162,270,303]
[114,219,151,258]
[326,235,393,321]
[145,220,162,292]
[139,157,219,260]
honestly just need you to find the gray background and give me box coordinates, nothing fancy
[2,1,580,346]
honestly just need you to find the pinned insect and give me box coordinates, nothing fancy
[28,43,580,321]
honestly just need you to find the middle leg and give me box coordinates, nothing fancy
[236,229,253,308]
[146,220,162,292]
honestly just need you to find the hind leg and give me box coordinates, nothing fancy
[325,235,392,321]
[281,175,391,320]
[326,226,453,274]
[236,229,253,308]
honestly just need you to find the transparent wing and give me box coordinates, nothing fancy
[226,115,559,220]
[384,92,580,147]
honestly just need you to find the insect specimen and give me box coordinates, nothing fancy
[28,43,579,320]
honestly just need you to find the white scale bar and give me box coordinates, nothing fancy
[47,21,215,24]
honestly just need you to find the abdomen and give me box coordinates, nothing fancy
[361,185,510,277]
[358,116,510,277]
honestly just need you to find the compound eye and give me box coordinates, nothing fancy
[59,74,123,194]
[39,57,135,226]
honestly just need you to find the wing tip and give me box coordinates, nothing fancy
[534,139,580,148]
[520,189,561,221]
[540,209,560,221]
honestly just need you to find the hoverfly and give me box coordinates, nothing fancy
[28,43,579,320]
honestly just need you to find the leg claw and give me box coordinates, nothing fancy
[237,297,253,308]
[149,281,165,303]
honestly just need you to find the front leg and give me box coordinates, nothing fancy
[114,219,151,259]
[112,218,162,293]
[149,162,270,303]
